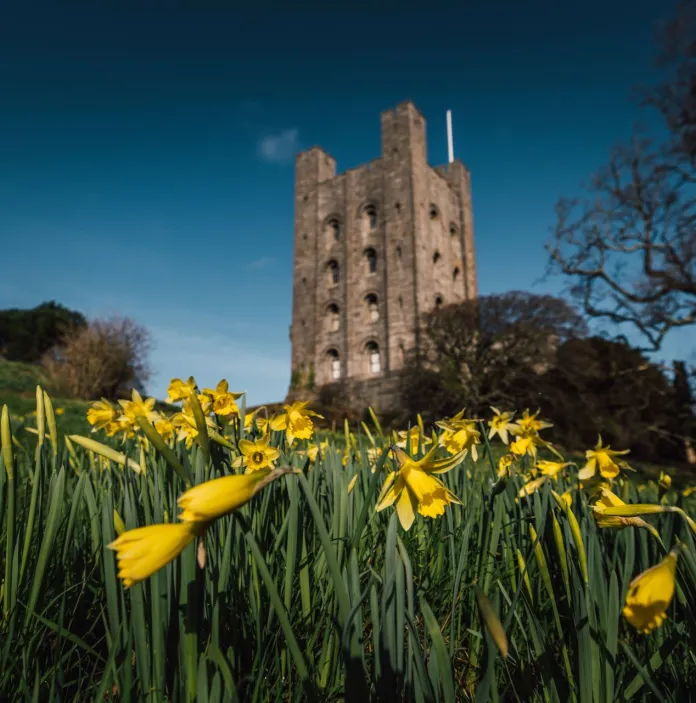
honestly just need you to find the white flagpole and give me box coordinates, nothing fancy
[446,110,454,164]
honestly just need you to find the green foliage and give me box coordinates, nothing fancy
[1,397,695,700]
[536,337,688,464]
[290,369,301,389]
[0,301,86,364]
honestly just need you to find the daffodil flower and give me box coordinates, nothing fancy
[623,549,680,633]
[436,412,481,460]
[235,435,280,473]
[591,488,660,540]
[578,436,633,480]
[395,427,432,455]
[178,468,293,523]
[166,377,197,404]
[87,399,117,432]
[202,379,243,417]
[375,445,465,530]
[488,407,518,445]
[109,522,205,588]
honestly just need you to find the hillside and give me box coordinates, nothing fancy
[0,359,91,436]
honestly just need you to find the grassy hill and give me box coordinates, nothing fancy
[0,359,91,436]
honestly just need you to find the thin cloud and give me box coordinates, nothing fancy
[258,129,300,164]
[248,256,277,270]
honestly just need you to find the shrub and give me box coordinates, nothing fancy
[42,315,151,400]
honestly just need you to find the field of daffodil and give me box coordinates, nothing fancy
[1,379,695,701]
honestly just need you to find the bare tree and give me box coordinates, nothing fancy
[43,315,151,400]
[546,0,696,352]
[401,292,587,420]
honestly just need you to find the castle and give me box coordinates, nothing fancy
[287,100,477,411]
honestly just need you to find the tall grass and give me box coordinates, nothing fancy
[1,390,695,701]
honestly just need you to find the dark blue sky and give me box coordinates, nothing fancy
[0,1,686,403]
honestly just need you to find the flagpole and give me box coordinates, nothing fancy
[446,110,454,164]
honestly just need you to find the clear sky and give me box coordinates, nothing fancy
[1,0,690,404]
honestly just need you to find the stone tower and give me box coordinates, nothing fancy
[287,100,477,411]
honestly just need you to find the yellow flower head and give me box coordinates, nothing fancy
[623,549,680,633]
[497,452,516,478]
[396,427,433,456]
[55,407,65,415]
[536,460,573,479]
[280,402,323,445]
[87,399,117,431]
[436,414,481,460]
[166,377,197,404]
[488,407,518,445]
[108,522,204,588]
[202,380,243,417]
[118,390,159,424]
[578,436,632,481]
[516,409,552,435]
[375,445,464,530]
[517,475,549,499]
[509,430,557,461]
[178,470,273,522]
[154,415,176,442]
[658,471,672,502]
[237,435,280,473]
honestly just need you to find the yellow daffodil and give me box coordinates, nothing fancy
[118,390,159,424]
[236,435,280,473]
[516,409,552,434]
[437,414,481,460]
[510,430,558,461]
[396,427,433,455]
[109,522,205,588]
[591,488,660,539]
[517,475,549,499]
[166,377,197,403]
[375,445,465,530]
[178,469,289,522]
[274,402,323,445]
[497,452,516,478]
[623,549,680,633]
[578,436,632,481]
[202,380,243,417]
[154,415,176,442]
[683,486,696,497]
[87,399,117,432]
[536,460,573,478]
[55,407,65,415]
[488,407,518,445]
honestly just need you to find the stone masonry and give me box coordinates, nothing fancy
[286,100,477,412]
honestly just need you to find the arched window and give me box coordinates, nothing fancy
[453,266,460,282]
[365,248,377,274]
[325,217,341,242]
[449,223,458,236]
[327,260,339,285]
[399,342,406,364]
[433,250,441,264]
[396,246,402,260]
[327,349,341,380]
[364,205,378,230]
[429,204,440,221]
[366,341,381,374]
[365,294,379,322]
[327,303,340,332]
[435,295,443,309]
